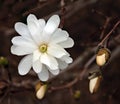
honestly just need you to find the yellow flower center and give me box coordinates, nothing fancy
[39,44,47,53]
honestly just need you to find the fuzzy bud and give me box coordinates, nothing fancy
[74,90,81,99]
[35,82,47,99]
[96,48,111,66]
[89,74,102,94]
[0,56,8,66]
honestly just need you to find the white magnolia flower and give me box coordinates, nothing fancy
[11,14,74,81]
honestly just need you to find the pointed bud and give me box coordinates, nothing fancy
[88,71,102,94]
[35,82,47,99]
[73,90,81,99]
[89,75,102,94]
[96,48,111,66]
[0,56,8,66]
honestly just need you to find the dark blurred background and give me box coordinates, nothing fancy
[0,0,120,104]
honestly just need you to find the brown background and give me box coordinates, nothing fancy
[0,0,120,104]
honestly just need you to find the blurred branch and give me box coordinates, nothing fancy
[48,19,120,92]
[65,0,97,18]
[98,20,120,46]
[100,17,111,39]
[49,54,96,91]
[59,0,66,28]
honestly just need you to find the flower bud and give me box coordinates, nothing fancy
[0,56,8,66]
[96,48,111,66]
[35,82,47,99]
[89,75,102,94]
[73,90,81,99]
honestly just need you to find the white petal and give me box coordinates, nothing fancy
[50,29,69,43]
[11,45,35,56]
[59,37,74,48]
[27,14,43,44]
[61,55,73,64]
[27,21,41,44]
[33,50,41,62]
[33,59,42,73]
[15,22,30,37]
[43,15,60,35]
[37,66,49,81]
[27,20,38,34]
[49,69,60,75]
[40,53,58,70]
[27,14,45,33]
[11,36,36,48]
[18,54,32,75]
[57,59,68,70]
[38,19,46,30]
[27,14,38,24]
[47,43,69,58]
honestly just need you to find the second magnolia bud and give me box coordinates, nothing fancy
[89,75,102,94]
[88,71,102,94]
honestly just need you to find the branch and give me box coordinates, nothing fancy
[98,20,120,46]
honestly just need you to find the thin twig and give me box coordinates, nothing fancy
[113,34,120,44]
[7,67,12,83]
[79,55,96,80]
[8,93,11,104]
[98,20,120,46]
[60,0,66,28]
[100,17,111,39]
[0,89,9,103]
[50,77,78,91]
[49,54,96,91]
[92,9,108,19]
